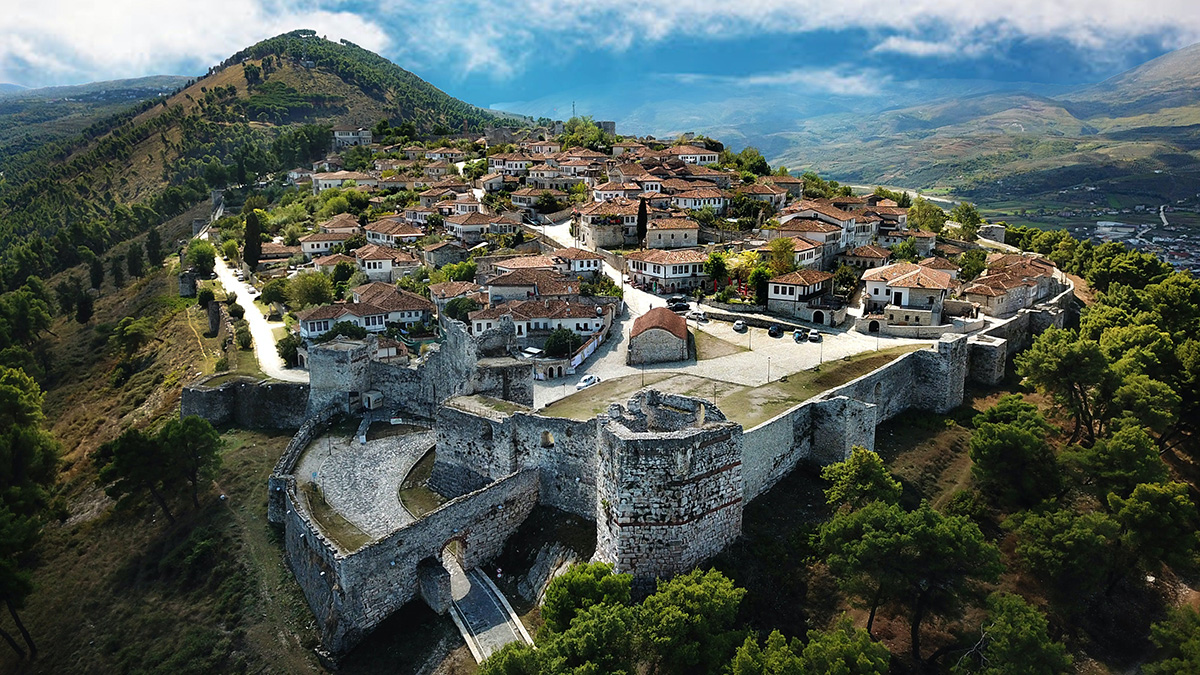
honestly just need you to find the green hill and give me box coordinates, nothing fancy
[0,30,511,294]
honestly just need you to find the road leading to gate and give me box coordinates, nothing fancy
[447,562,532,662]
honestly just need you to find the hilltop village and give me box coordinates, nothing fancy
[179,119,1075,663]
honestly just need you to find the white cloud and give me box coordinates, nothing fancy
[368,0,1200,77]
[671,67,890,96]
[8,0,1200,86]
[0,0,390,86]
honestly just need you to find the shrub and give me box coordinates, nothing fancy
[228,303,245,320]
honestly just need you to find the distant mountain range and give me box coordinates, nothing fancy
[495,44,1200,204]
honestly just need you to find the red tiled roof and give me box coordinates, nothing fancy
[847,245,891,259]
[495,255,558,270]
[648,218,699,230]
[352,282,434,312]
[364,219,423,236]
[918,256,958,270]
[300,231,353,243]
[771,269,833,286]
[553,247,605,260]
[428,281,484,300]
[625,248,708,265]
[631,307,688,341]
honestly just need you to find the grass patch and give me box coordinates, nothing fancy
[0,428,324,675]
[234,348,265,380]
[399,451,447,519]
[540,345,924,428]
[694,328,747,360]
[299,481,373,553]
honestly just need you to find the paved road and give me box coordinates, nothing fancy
[449,563,532,662]
[531,219,932,407]
[212,254,308,382]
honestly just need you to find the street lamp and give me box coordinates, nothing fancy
[767,356,771,384]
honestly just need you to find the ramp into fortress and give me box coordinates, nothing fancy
[447,563,533,661]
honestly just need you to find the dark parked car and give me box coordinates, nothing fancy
[667,295,687,305]
[669,302,690,313]
[768,324,784,338]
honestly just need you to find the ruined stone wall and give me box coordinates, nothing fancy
[431,403,599,518]
[595,401,743,585]
[508,414,599,519]
[429,404,514,497]
[283,470,540,655]
[307,341,373,414]
[967,335,1008,385]
[181,376,310,429]
[471,358,535,407]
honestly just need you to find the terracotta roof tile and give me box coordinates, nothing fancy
[631,307,688,340]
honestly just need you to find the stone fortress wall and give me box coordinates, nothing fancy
[242,288,1074,657]
[181,375,311,429]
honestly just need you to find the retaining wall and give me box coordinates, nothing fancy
[181,376,310,429]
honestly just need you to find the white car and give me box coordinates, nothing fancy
[732,320,747,332]
[576,374,601,390]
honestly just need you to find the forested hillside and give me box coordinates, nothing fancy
[0,29,503,296]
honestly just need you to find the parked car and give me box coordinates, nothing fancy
[667,295,686,305]
[687,310,708,322]
[793,329,806,342]
[732,320,747,332]
[576,374,601,390]
[768,324,784,338]
[809,331,822,342]
[669,302,690,313]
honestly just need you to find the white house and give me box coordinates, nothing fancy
[299,231,353,259]
[311,171,377,193]
[364,219,423,246]
[592,182,642,202]
[661,144,720,165]
[351,282,435,326]
[624,248,709,294]
[766,269,844,326]
[756,236,822,268]
[426,147,466,162]
[353,244,421,282]
[319,213,362,234]
[738,183,788,208]
[647,219,700,249]
[332,126,372,148]
[671,188,727,214]
[862,262,954,326]
[469,299,606,339]
[551,247,606,278]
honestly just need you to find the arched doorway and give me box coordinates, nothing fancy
[868,320,880,333]
[813,310,825,325]
[556,366,563,378]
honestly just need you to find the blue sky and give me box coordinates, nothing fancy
[3,0,1199,111]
